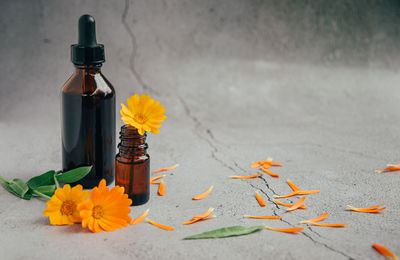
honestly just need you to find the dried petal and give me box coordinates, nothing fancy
[150,175,165,184]
[230,173,262,179]
[244,215,282,220]
[273,199,307,209]
[375,163,400,173]
[155,164,179,173]
[130,209,149,225]
[192,186,213,200]
[182,208,215,225]
[287,197,306,212]
[300,213,328,223]
[306,222,347,228]
[158,180,166,196]
[265,226,303,233]
[255,191,266,207]
[287,179,301,192]
[347,205,386,213]
[261,168,280,178]
[373,244,399,260]
[146,218,174,231]
[274,189,320,198]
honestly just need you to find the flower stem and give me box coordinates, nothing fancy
[53,174,60,189]
[0,175,10,184]
[32,189,52,200]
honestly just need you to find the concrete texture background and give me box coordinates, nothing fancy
[1,0,400,259]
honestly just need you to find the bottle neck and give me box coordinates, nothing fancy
[118,125,148,160]
[74,64,102,73]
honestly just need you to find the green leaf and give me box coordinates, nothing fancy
[27,170,55,190]
[183,225,265,240]
[56,166,92,184]
[34,185,56,197]
[9,178,29,197]
[2,180,32,200]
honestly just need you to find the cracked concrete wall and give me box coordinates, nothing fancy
[1,1,400,259]
[1,0,400,120]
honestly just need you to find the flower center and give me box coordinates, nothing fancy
[60,200,76,216]
[134,113,147,124]
[92,205,104,219]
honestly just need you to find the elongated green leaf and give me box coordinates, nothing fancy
[56,166,92,184]
[27,170,55,190]
[34,185,56,197]
[183,225,265,240]
[2,182,32,200]
[9,178,29,197]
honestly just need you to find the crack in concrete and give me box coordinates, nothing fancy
[178,93,354,260]
[122,0,159,94]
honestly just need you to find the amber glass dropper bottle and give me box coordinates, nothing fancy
[61,14,115,188]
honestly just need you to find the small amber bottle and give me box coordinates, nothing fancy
[115,125,150,205]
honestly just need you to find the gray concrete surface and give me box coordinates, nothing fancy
[1,0,400,259]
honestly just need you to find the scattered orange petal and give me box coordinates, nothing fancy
[261,167,280,178]
[273,199,307,209]
[287,197,306,212]
[158,180,166,196]
[265,226,303,233]
[300,213,328,224]
[244,215,282,220]
[151,181,161,184]
[146,218,174,231]
[287,179,301,192]
[192,186,213,200]
[306,222,347,228]
[250,158,283,168]
[373,244,399,260]
[150,175,165,183]
[347,205,386,213]
[375,163,400,173]
[130,209,149,225]
[255,191,266,207]
[274,191,300,198]
[182,208,215,225]
[155,164,179,173]
[274,189,320,198]
[297,190,321,195]
[229,173,262,179]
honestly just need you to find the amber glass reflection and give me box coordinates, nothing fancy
[115,125,150,206]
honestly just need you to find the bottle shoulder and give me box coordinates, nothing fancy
[62,69,115,96]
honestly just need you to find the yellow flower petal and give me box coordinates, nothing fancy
[120,94,166,135]
[79,179,132,233]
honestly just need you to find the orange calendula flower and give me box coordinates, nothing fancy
[120,94,167,135]
[43,184,90,225]
[77,179,132,233]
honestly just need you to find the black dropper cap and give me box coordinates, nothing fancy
[71,14,105,65]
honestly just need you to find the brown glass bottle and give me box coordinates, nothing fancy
[115,125,150,205]
[61,15,115,188]
[61,64,115,188]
